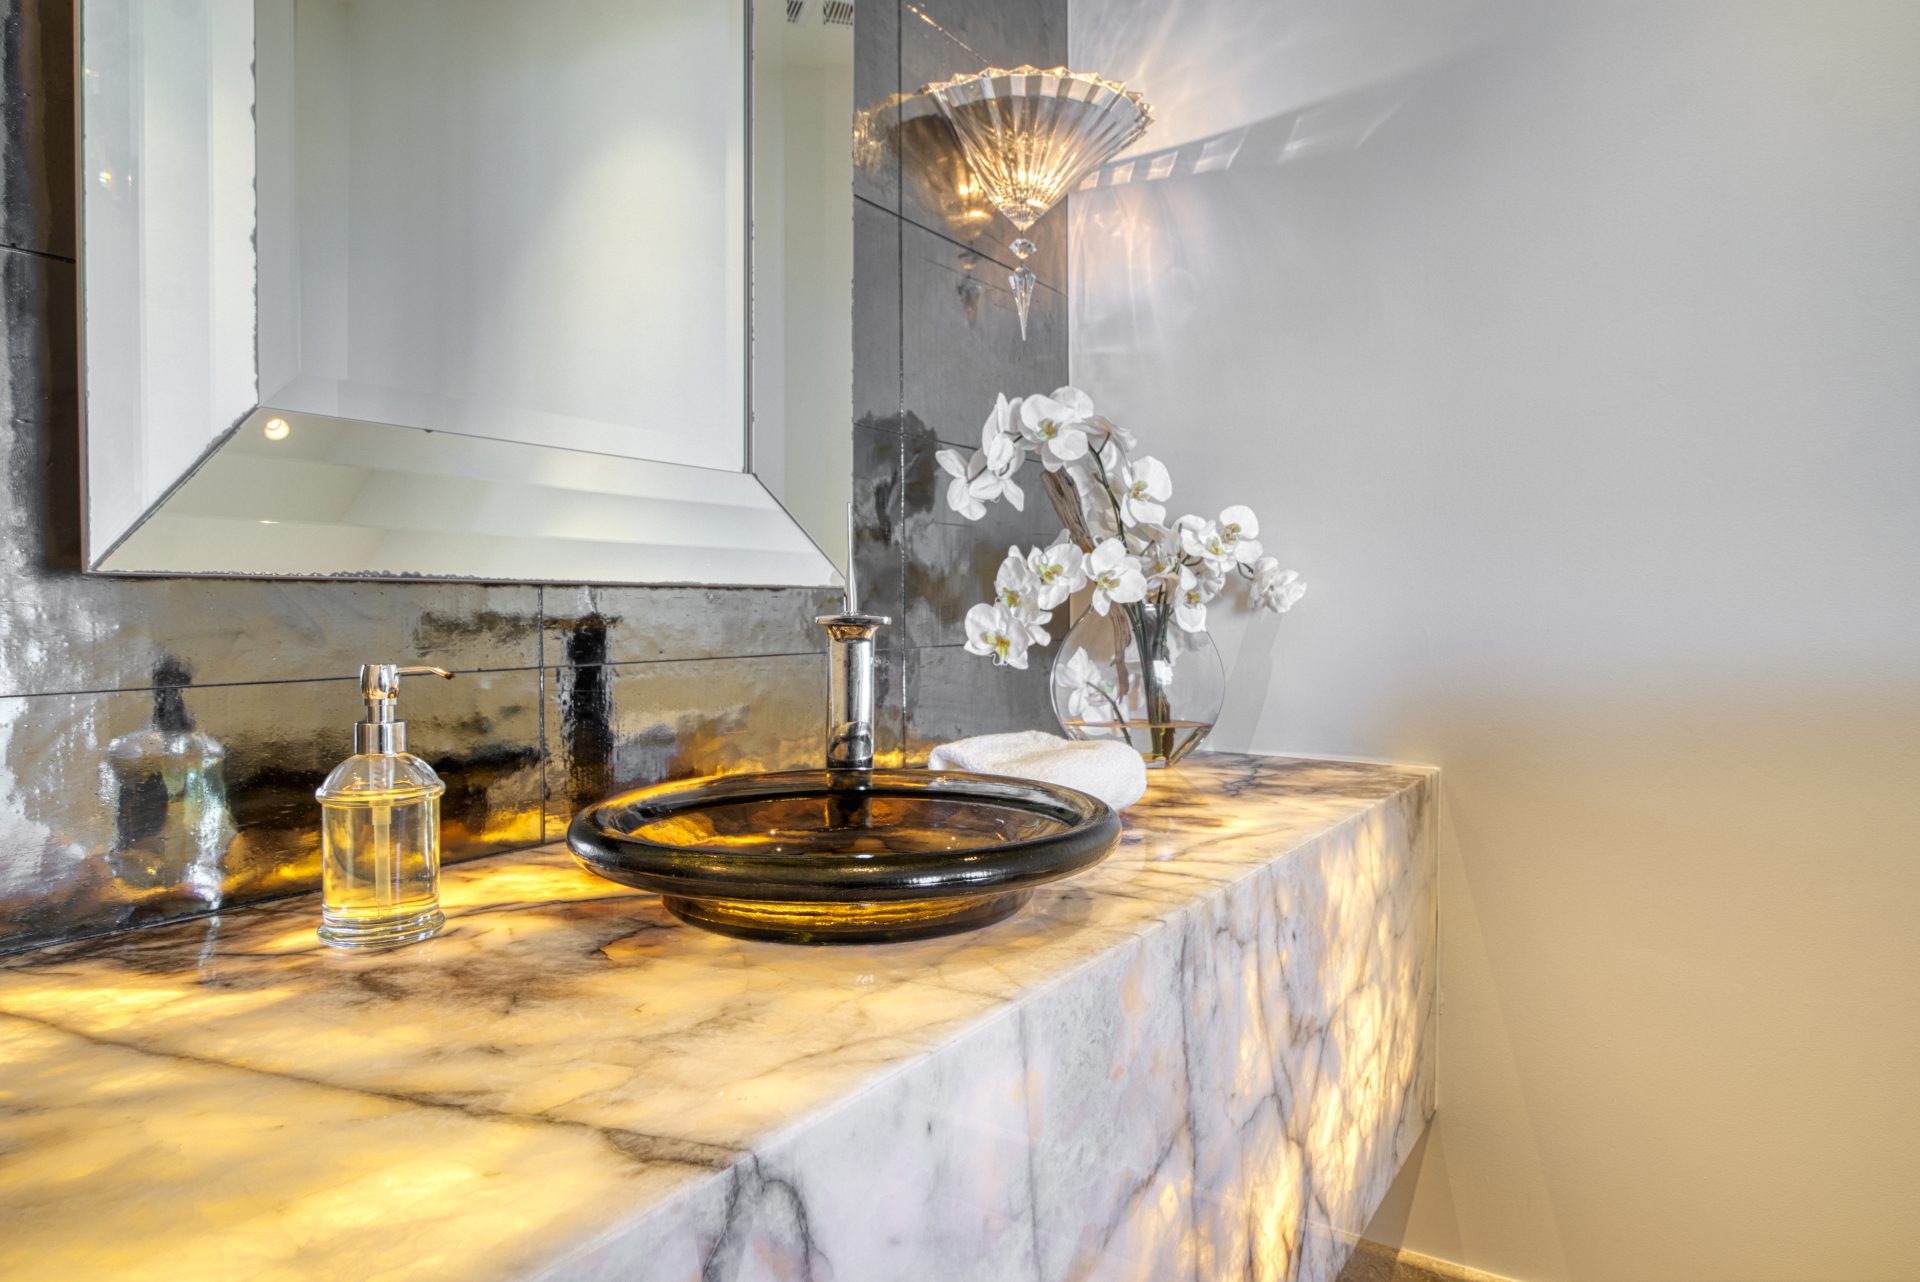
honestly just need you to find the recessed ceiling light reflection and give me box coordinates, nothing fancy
[263,417,291,441]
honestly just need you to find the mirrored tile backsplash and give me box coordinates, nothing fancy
[854,0,1068,756]
[0,0,1060,953]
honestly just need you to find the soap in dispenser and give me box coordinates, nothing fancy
[316,664,456,950]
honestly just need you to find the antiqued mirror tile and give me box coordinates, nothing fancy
[902,439,1059,648]
[0,84,74,260]
[900,643,1052,760]
[901,220,1067,449]
[0,245,75,424]
[851,0,901,212]
[905,524,1033,649]
[871,642,909,766]
[852,425,906,625]
[543,653,825,838]
[853,199,903,434]
[0,571,544,700]
[900,0,1065,75]
[4,0,74,103]
[541,586,836,670]
[0,668,544,954]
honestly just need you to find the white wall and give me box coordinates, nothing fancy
[1071,4,1920,1279]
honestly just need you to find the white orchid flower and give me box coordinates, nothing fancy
[962,391,1304,679]
[1118,455,1171,526]
[1178,516,1224,566]
[1055,647,1120,725]
[1018,392,1092,470]
[936,413,1026,517]
[1085,538,1148,616]
[1045,386,1094,421]
[1089,415,1137,454]
[1218,504,1263,565]
[963,602,1031,669]
[993,547,1053,642]
[1201,560,1228,597]
[974,465,1025,512]
[1173,567,1211,633]
[981,394,1023,471]
[1059,646,1101,688]
[1026,541,1087,609]
[994,545,1040,612]
[1250,557,1307,614]
[1180,505,1264,569]
[937,448,986,519]
[1138,524,1184,586]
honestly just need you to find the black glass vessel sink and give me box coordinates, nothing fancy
[567,768,1122,943]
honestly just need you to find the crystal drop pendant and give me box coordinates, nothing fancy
[1010,264,1037,341]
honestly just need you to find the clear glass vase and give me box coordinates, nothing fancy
[1049,604,1224,768]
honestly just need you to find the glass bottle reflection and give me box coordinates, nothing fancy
[106,658,237,909]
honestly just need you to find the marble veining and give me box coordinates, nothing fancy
[0,754,1436,1281]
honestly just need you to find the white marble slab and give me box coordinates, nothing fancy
[0,754,1436,1281]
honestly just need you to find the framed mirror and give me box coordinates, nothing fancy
[77,0,851,587]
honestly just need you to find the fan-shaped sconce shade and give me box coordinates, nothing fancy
[925,66,1152,338]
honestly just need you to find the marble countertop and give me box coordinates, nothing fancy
[0,753,1436,1282]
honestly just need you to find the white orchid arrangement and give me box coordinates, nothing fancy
[944,386,1307,680]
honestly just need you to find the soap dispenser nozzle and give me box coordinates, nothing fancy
[355,664,454,755]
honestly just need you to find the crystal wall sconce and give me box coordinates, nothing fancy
[924,66,1153,339]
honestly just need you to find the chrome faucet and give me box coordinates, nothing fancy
[818,505,888,770]
[817,612,888,770]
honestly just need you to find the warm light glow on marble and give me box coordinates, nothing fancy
[0,755,1434,1281]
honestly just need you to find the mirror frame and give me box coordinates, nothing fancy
[74,0,840,590]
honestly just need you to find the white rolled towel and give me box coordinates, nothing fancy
[925,730,1148,811]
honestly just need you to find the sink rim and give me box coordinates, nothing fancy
[566,767,1121,905]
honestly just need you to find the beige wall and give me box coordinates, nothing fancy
[1070,4,1920,1278]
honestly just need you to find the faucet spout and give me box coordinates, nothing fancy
[816,612,889,771]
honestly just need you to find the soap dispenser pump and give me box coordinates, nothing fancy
[316,664,456,950]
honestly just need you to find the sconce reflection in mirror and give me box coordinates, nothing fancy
[922,66,1152,339]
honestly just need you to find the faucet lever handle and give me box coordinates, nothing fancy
[397,666,456,681]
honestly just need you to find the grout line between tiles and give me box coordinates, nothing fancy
[893,49,911,744]
[536,585,549,842]
[0,643,832,704]
[0,242,76,265]
[0,666,549,703]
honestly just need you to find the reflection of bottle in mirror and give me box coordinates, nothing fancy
[561,616,615,813]
[316,664,455,950]
[107,658,237,910]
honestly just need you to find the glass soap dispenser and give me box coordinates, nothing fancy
[316,664,456,950]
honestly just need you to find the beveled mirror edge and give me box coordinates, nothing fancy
[85,407,842,590]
